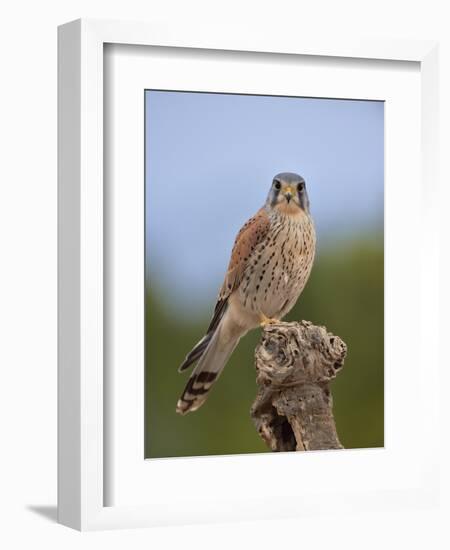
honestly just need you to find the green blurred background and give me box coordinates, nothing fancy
[145,91,384,458]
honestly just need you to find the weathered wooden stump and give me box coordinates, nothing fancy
[251,321,347,451]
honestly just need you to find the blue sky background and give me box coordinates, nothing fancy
[145,91,384,315]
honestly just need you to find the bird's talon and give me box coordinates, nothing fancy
[260,313,280,327]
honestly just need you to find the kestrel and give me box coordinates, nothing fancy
[176,172,316,415]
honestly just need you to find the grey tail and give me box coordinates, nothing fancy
[177,333,212,373]
[176,317,241,415]
[177,298,228,373]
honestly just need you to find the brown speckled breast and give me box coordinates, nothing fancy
[238,210,316,319]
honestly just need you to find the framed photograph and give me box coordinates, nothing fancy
[58,19,440,530]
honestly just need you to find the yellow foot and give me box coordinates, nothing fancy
[259,313,280,327]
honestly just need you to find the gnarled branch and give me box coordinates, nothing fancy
[251,321,347,451]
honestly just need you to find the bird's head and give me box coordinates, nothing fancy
[266,172,310,216]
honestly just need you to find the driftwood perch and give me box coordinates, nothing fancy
[251,321,347,452]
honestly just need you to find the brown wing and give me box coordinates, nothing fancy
[206,208,270,333]
[179,208,270,372]
[220,207,271,298]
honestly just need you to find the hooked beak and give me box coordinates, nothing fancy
[284,186,293,203]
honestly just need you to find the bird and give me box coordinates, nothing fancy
[176,172,316,415]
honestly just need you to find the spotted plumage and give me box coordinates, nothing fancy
[176,172,316,414]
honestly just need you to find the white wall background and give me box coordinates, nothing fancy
[0,1,449,548]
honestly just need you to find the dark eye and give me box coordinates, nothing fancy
[274,180,281,190]
[297,182,304,192]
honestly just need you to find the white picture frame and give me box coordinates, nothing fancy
[58,18,440,531]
